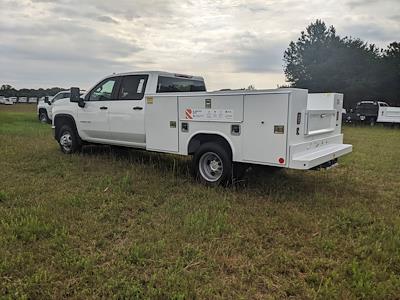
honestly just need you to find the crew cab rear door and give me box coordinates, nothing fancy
[107,74,148,146]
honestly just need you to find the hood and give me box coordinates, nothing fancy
[53,98,70,107]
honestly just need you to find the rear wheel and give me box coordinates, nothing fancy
[192,142,232,186]
[58,124,81,154]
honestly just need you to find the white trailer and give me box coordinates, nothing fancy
[52,71,352,186]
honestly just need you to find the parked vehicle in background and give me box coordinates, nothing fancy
[343,101,389,126]
[377,104,400,125]
[0,97,14,105]
[52,71,352,186]
[4,98,14,105]
[37,91,83,123]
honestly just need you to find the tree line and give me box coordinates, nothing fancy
[284,20,400,108]
[0,85,66,98]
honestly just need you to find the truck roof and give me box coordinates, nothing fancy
[358,101,389,105]
[106,71,204,82]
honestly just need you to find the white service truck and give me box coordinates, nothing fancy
[37,91,71,123]
[52,71,352,186]
[377,104,400,125]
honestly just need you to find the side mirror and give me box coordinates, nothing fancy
[44,96,51,105]
[70,87,85,108]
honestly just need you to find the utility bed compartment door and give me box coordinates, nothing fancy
[242,93,289,165]
[179,95,243,122]
[145,95,179,153]
[305,110,336,136]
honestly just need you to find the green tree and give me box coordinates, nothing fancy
[283,20,398,108]
[284,20,340,90]
[0,84,13,91]
[382,42,400,104]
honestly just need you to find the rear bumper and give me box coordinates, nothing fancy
[290,143,352,169]
[288,134,352,170]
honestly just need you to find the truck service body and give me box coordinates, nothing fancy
[52,71,352,185]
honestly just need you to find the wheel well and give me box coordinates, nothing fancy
[188,134,232,157]
[38,108,47,114]
[54,114,77,140]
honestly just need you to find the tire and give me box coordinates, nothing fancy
[58,124,81,154]
[369,117,376,126]
[39,111,49,123]
[192,142,232,186]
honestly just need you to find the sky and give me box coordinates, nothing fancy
[0,0,399,91]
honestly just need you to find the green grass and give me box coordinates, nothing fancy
[1,105,400,299]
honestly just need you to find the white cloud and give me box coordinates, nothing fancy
[0,0,398,90]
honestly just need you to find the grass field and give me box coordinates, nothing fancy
[1,105,400,299]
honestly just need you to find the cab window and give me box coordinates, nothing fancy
[89,78,117,101]
[157,76,206,93]
[117,75,148,100]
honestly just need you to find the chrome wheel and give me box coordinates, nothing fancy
[198,152,224,182]
[60,131,72,152]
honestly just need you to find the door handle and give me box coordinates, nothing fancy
[133,106,143,110]
[100,106,108,110]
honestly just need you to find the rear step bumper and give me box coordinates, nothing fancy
[290,144,352,170]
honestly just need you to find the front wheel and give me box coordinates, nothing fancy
[39,111,49,123]
[192,143,232,186]
[58,124,81,154]
[369,117,376,126]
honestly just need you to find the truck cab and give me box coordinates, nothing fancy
[52,71,205,147]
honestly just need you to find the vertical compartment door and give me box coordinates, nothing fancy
[242,94,289,165]
[145,96,179,153]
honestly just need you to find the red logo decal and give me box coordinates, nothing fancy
[185,108,193,120]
